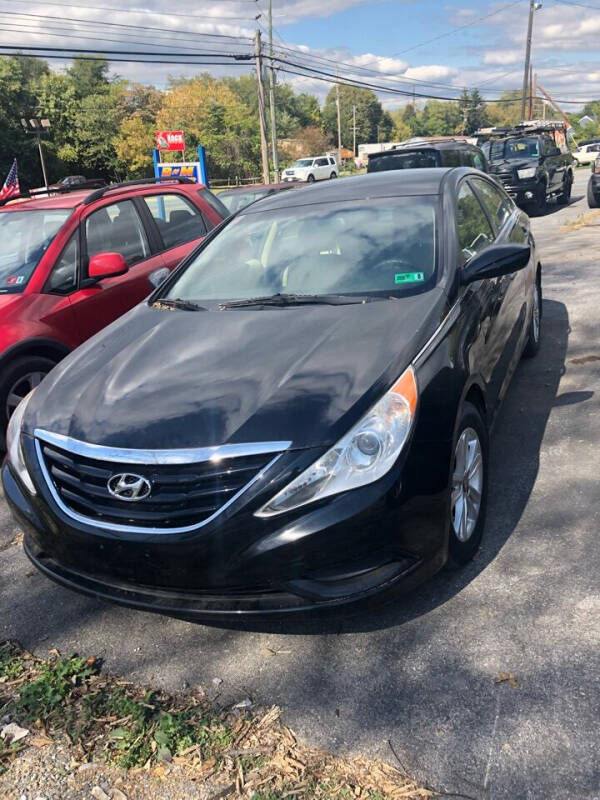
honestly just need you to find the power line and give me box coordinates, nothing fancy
[0,9,253,40]
[0,43,252,59]
[0,22,255,55]
[0,51,249,64]
[0,0,259,16]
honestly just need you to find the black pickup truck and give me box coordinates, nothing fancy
[482,128,574,215]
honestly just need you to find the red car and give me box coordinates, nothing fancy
[0,178,228,444]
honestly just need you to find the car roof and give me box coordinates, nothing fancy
[0,181,207,212]
[371,142,477,159]
[241,168,454,213]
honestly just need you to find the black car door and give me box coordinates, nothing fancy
[542,136,562,191]
[469,176,530,404]
[455,180,505,414]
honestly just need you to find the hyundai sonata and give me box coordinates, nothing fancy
[2,168,542,617]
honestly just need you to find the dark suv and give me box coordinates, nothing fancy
[485,132,574,214]
[368,140,489,174]
[587,157,600,208]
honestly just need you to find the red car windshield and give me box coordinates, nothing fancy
[0,208,72,294]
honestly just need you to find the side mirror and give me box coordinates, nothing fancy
[149,266,170,289]
[462,244,530,285]
[88,252,128,281]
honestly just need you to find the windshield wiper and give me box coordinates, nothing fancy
[219,293,378,309]
[151,298,206,312]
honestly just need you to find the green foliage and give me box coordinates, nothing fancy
[0,643,25,680]
[16,654,95,722]
[323,85,387,149]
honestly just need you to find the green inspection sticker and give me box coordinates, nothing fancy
[394,272,425,284]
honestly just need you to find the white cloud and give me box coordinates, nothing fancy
[403,64,458,81]
[483,50,522,66]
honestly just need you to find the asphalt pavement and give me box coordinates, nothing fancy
[1,170,599,800]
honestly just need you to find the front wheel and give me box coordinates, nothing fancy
[447,401,489,567]
[557,173,572,205]
[523,277,542,358]
[329,171,337,179]
[573,158,579,168]
[0,356,56,448]
[531,183,547,216]
[306,174,315,183]
[587,180,600,208]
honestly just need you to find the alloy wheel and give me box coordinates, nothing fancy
[451,427,483,543]
[6,371,46,420]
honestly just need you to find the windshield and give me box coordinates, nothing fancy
[163,197,437,303]
[219,189,269,213]
[368,150,439,172]
[0,208,72,294]
[292,159,314,168]
[490,137,539,161]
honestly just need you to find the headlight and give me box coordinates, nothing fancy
[517,167,537,180]
[6,391,36,495]
[256,366,418,517]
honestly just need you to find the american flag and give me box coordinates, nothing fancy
[0,159,20,202]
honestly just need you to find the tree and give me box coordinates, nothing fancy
[418,100,462,137]
[157,75,260,180]
[486,90,522,128]
[323,85,386,146]
[458,89,489,134]
[279,126,332,164]
[67,57,111,99]
[389,110,411,142]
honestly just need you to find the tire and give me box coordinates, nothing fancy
[446,401,489,567]
[306,174,315,183]
[557,173,572,205]
[587,180,600,208]
[573,158,579,168]
[531,182,547,216]
[329,171,337,179]
[523,277,542,359]
[0,356,55,448]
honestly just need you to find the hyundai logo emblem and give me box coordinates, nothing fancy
[107,473,151,502]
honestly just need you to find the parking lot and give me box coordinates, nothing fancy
[1,169,598,800]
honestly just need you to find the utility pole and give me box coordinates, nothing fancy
[352,104,357,156]
[254,30,270,185]
[528,64,534,120]
[520,0,536,122]
[267,0,279,182]
[335,74,342,168]
[530,70,538,120]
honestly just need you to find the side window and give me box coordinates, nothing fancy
[45,234,78,294]
[143,194,207,250]
[457,182,494,262]
[441,149,461,167]
[316,157,329,167]
[471,178,513,232]
[472,150,486,171]
[85,200,150,268]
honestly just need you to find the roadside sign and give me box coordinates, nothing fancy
[156,162,201,182]
[155,130,185,151]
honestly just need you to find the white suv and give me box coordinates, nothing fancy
[282,156,338,183]
[572,142,600,167]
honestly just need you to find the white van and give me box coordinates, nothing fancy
[282,156,338,183]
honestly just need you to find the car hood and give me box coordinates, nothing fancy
[26,290,447,450]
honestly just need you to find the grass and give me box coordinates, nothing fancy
[560,209,600,232]
[0,641,430,798]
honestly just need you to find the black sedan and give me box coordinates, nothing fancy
[2,168,542,618]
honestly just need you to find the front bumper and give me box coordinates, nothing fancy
[495,177,539,205]
[2,433,451,617]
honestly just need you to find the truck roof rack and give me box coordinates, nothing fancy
[83,177,198,205]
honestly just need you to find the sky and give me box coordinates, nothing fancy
[1,0,599,111]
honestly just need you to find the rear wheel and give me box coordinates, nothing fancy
[587,180,600,208]
[447,401,489,567]
[329,171,337,179]
[306,174,315,183]
[0,356,56,448]
[523,277,542,358]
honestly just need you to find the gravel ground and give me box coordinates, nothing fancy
[1,170,599,800]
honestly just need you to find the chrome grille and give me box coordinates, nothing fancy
[35,431,286,533]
